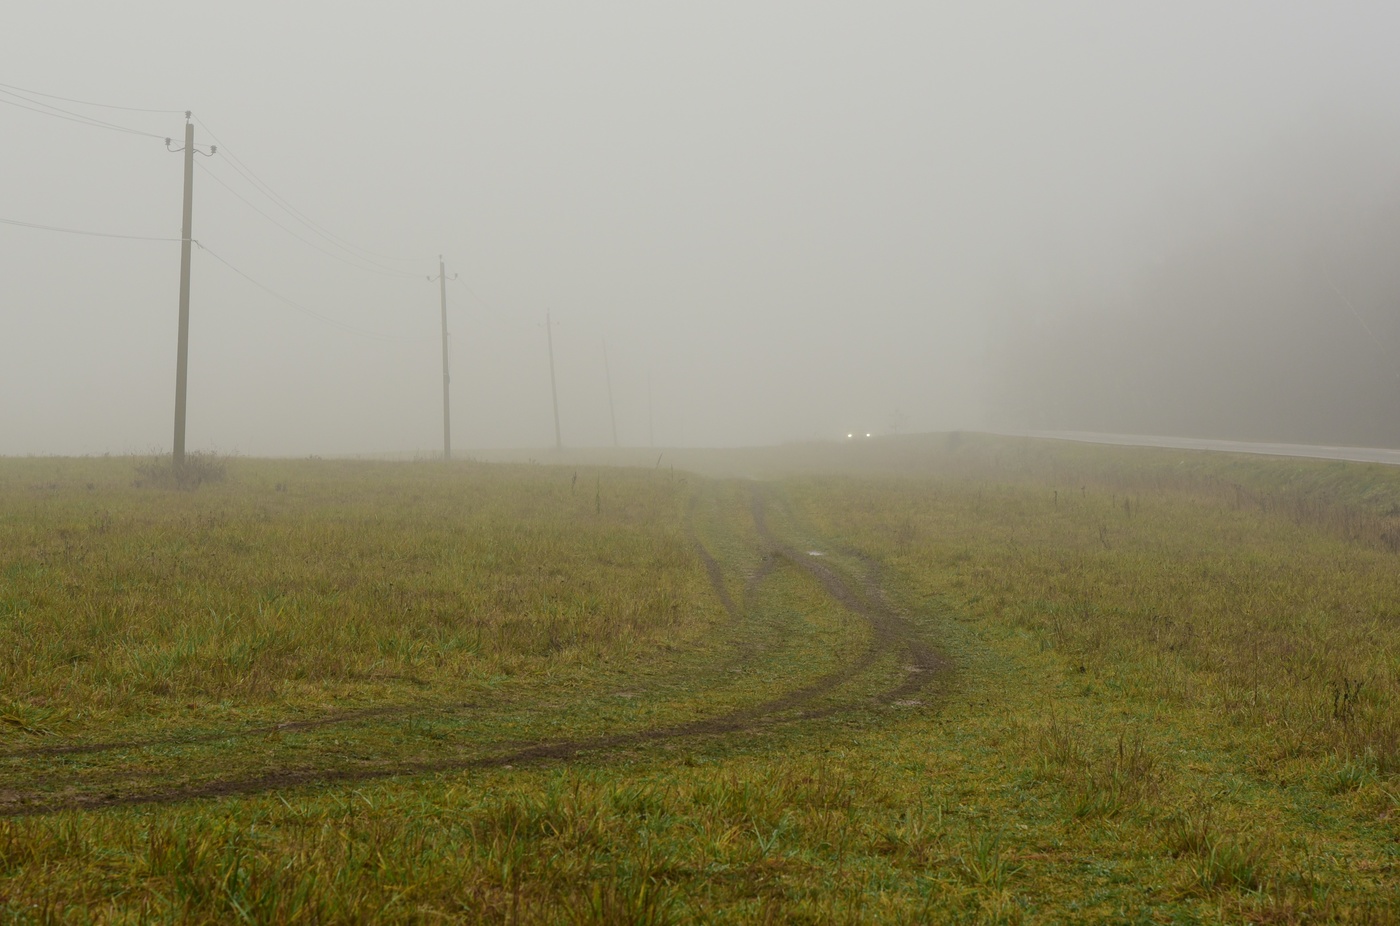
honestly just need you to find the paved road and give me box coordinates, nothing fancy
[999,430,1400,467]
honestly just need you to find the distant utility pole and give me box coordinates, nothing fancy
[166,113,215,470]
[647,372,654,447]
[603,340,618,448]
[546,310,562,451]
[430,255,455,461]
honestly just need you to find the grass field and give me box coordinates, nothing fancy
[1,436,1397,923]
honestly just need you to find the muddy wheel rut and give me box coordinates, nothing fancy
[0,486,947,818]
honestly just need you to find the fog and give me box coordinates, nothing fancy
[4,3,1399,456]
[993,117,1400,447]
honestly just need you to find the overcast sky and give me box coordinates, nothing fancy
[4,2,1400,455]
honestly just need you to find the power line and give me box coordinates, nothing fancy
[191,115,435,268]
[195,161,423,279]
[2,86,427,268]
[198,128,432,272]
[194,241,428,343]
[447,276,539,334]
[0,90,166,138]
[0,79,184,114]
[0,215,181,241]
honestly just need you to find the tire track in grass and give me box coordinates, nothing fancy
[0,487,946,817]
[0,704,468,761]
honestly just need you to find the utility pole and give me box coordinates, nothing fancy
[171,119,194,470]
[603,340,618,448]
[546,310,562,451]
[437,255,451,461]
[648,371,654,447]
[166,114,214,470]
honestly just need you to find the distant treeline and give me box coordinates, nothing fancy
[994,125,1400,449]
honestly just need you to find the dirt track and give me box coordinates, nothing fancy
[0,487,946,817]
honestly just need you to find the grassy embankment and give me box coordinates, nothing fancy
[0,438,1397,922]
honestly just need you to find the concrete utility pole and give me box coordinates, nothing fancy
[167,114,214,470]
[171,118,195,469]
[438,255,451,461]
[603,340,618,447]
[547,310,562,451]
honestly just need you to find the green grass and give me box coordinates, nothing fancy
[0,457,709,732]
[0,439,1398,923]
